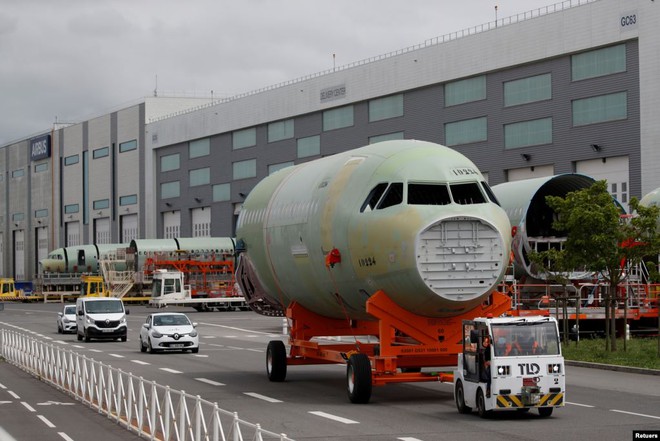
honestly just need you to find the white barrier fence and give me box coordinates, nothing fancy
[0,329,293,441]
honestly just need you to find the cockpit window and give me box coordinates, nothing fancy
[450,182,487,204]
[377,183,404,209]
[481,181,501,206]
[360,183,388,212]
[408,184,451,205]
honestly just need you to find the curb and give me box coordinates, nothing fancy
[566,360,660,376]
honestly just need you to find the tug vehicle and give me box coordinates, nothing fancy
[454,315,565,418]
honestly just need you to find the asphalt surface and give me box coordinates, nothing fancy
[1,302,659,441]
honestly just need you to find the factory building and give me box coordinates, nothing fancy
[1,0,659,281]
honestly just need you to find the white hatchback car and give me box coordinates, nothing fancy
[57,304,77,334]
[139,312,199,353]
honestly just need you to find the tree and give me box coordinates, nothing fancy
[532,180,660,351]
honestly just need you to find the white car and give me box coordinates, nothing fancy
[57,304,77,334]
[139,312,199,353]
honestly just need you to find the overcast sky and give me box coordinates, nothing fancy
[0,0,559,146]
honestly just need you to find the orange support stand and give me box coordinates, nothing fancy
[285,290,512,387]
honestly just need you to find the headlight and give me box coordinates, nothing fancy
[120,317,127,325]
[189,330,198,337]
[548,363,562,374]
[497,365,511,376]
[151,331,163,338]
[86,317,94,325]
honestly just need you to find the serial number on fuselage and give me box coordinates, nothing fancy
[358,256,377,267]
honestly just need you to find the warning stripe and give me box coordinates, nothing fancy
[496,393,564,408]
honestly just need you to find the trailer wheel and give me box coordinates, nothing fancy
[266,340,287,382]
[455,381,472,414]
[538,407,553,417]
[347,353,372,404]
[476,389,491,419]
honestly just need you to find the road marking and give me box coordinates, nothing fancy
[109,353,124,358]
[0,401,12,405]
[131,360,150,365]
[193,354,208,358]
[610,409,660,420]
[195,378,225,387]
[37,401,74,406]
[58,432,75,441]
[8,391,20,399]
[202,336,216,339]
[21,402,36,412]
[88,349,102,353]
[198,323,275,335]
[246,348,263,353]
[38,415,56,428]
[72,345,85,349]
[308,411,359,424]
[398,438,424,441]
[160,368,182,374]
[227,346,243,350]
[53,340,68,345]
[0,382,6,389]
[566,401,595,408]
[244,392,282,403]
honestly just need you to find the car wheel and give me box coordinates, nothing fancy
[120,335,127,342]
[191,347,199,354]
[538,407,553,417]
[347,353,372,404]
[455,381,472,414]
[139,337,146,353]
[57,324,62,334]
[84,330,91,342]
[148,338,158,354]
[77,332,82,341]
[476,388,491,419]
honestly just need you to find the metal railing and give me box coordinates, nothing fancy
[1,329,293,441]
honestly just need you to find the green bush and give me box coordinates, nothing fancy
[562,338,660,370]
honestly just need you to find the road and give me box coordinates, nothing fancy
[1,302,659,441]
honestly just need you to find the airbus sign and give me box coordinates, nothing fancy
[30,134,51,161]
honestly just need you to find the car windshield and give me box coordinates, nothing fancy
[64,306,76,315]
[153,315,190,326]
[491,321,560,357]
[85,300,123,314]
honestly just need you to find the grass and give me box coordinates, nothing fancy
[561,337,660,370]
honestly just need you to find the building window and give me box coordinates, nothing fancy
[12,169,25,178]
[504,117,552,149]
[161,153,180,172]
[445,75,486,107]
[572,92,627,126]
[12,213,25,222]
[34,163,48,173]
[189,138,210,158]
[504,73,552,107]
[161,181,180,199]
[233,159,257,180]
[189,167,210,187]
[93,199,110,210]
[119,139,137,152]
[369,94,403,122]
[233,127,256,150]
[572,44,626,82]
[323,105,354,131]
[64,204,80,214]
[268,161,294,175]
[297,135,320,158]
[268,119,294,142]
[445,117,487,146]
[93,146,109,159]
[119,194,137,206]
[213,183,231,202]
[64,155,79,166]
[35,209,48,218]
[369,132,404,144]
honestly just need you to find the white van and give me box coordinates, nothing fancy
[76,297,129,342]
